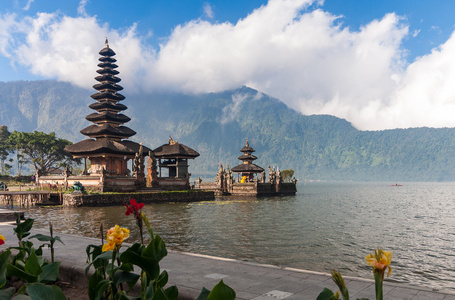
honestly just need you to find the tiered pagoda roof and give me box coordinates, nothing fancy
[65,40,150,157]
[231,139,264,173]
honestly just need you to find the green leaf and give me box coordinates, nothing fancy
[24,250,43,277]
[26,283,67,300]
[157,270,168,288]
[39,262,60,283]
[7,264,38,283]
[14,218,34,240]
[164,285,178,300]
[29,234,52,242]
[0,249,11,288]
[94,280,111,300]
[93,250,114,263]
[120,248,160,281]
[0,287,15,300]
[196,287,210,300]
[113,271,140,290]
[151,288,168,300]
[145,282,154,299]
[53,236,64,245]
[12,295,31,300]
[88,269,104,300]
[142,235,167,263]
[207,280,236,300]
[317,288,338,300]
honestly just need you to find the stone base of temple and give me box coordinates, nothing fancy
[195,181,297,197]
[37,175,143,192]
[62,190,214,207]
[147,177,190,190]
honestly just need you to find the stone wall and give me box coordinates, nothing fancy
[63,190,215,207]
[278,183,297,195]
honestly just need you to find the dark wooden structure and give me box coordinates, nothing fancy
[61,40,150,191]
[147,137,199,190]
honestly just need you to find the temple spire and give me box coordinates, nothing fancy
[105,37,109,48]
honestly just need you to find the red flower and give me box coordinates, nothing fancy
[124,199,144,217]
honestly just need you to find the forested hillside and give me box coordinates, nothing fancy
[1,80,455,181]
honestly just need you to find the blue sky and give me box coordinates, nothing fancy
[2,0,455,130]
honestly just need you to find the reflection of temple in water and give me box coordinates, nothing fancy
[195,139,297,196]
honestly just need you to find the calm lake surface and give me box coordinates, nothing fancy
[13,182,455,292]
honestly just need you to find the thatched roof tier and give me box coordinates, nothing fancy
[80,124,136,138]
[96,68,119,75]
[153,142,200,159]
[98,56,117,63]
[65,139,151,157]
[237,154,258,161]
[240,145,255,153]
[95,74,121,83]
[99,47,116,56]
[91,92,125,101]
[231,163,264,173]
[85,112,130,124]
[93,83,123,91]
[89,101,127,111]
[97,62,119,69]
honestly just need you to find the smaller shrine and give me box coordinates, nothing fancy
[147,137,200,190]
[195,139,297,196]
[231,139,264,183]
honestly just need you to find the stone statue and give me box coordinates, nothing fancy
[260,171,266,183]
[147,150,158,187]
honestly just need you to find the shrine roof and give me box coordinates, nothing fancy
[65,139,151,156]
[85,112,131,123]
[99,47,116,57]
[91,92,125,101]
[237,154,258,161]
[153,142,200,159]
[231,163,264,173]
[80,124,136,138]
[89,101,127,111]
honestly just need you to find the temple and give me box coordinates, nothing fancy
[147,136,200,190]
[195,139,297,196]
[231,139,264,183]
[38,40,151,192]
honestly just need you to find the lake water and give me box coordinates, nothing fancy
[12,182,455,292]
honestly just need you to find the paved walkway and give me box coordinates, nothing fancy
[1,219,454,299]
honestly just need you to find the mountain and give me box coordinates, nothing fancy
[1,80,455,181]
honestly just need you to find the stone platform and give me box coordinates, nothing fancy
[0,209,24,222]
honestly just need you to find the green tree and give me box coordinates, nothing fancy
[8,131,80,175]
[281,169,294,182]
[0,125,12,175]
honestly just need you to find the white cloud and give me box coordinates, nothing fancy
[4,0,455,130]
[78,0,89,17]
[219,92,249,125]
[23,0,34,11]
[203,3,214,19]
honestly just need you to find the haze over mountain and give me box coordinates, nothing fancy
[2,80,455,182]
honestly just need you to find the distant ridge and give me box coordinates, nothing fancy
[2,80,455,181]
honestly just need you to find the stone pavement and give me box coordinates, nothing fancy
[1,218,454,299]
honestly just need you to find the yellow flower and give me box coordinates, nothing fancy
[102,242,115,252]
[0,233,5,246]
[366,248,392,277]
[102,225,129,252]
